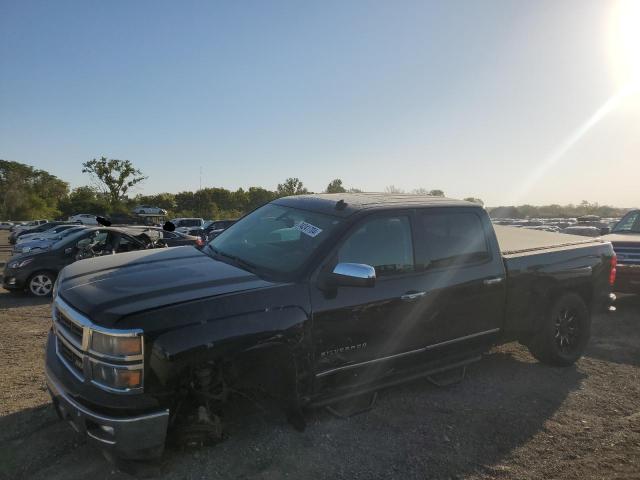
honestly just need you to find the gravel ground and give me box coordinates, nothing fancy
[0,230,638,480]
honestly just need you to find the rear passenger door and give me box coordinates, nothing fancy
[410,208,506,352]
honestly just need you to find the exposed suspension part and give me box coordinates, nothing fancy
[172,364,227,448]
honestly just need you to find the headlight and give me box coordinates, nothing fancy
[21,247,31,253]
[91,330,142,357]
[92,363,142,390]
[7,257,34,269]
[51,277,60,299]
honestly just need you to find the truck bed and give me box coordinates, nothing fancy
[494,225,603,256]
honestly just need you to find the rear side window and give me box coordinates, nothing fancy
[419,212,489,269]
[338,216,414,276]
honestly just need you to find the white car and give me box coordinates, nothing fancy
[68,213,99,225]
[0,221,14,230]
[133,205,168,215]
[169,217,204,234]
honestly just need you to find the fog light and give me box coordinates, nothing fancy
[99,425,115,435]
[7,277,16,286]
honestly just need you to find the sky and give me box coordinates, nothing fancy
[1,0,639,207]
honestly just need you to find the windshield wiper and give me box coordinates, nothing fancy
[208,246,260,273]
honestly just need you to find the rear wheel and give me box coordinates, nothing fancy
[28,271,56,297]
[528,293,590,366]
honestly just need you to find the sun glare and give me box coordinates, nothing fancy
[611,0,640,89]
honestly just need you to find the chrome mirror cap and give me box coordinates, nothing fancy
[331,263,376,287]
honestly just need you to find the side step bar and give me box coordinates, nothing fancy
[309,355,481,409]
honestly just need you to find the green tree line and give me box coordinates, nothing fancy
[1,158,630,221]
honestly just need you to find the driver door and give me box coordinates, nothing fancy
[310,212,423,393]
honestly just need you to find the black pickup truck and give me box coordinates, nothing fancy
[45,194,616,460]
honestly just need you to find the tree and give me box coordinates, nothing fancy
[82,157,147,205]
[0,159,69,219]
[463,197,484,205]
[385,185,404,194]
[326,178,347,193]
[277,177,308,196]
[133,193,177,211]
[58,186,109,217]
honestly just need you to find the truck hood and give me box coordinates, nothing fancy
[57,246,277,327]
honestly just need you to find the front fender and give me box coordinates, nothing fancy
[148,305,311,389]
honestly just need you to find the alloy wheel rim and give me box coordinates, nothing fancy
[30,274,52,296]
[554,307,579,353]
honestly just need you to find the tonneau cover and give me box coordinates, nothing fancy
[495,225,602,255]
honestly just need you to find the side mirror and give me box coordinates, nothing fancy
[329,263,376,288]
[64,247,74,255]
[600,226,611,235]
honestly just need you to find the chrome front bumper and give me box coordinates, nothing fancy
[45,366,169,460]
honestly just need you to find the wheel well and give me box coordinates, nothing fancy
[546,284,593,313]
[27,269,58,282]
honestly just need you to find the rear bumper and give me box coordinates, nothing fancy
[45,360,169,460]
[614,264,640,294]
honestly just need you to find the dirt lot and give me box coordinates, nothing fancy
[0,230,638,480]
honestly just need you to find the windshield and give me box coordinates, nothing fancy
[612,211,640,233]
[209,204,341,276]
[177,219,201,227]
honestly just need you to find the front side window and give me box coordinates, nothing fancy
[338,216,414,276]
[210,204,342,276]
[419,212,489,269]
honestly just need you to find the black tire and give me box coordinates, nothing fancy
[528,293,591,367]
[27,271,56,297]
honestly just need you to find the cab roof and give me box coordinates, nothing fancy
[273,193,479,217]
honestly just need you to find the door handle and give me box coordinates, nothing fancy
[483,277,504,286]
[401,291,426,301]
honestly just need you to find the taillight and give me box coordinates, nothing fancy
[196,237,204,247]
[609,255,617,286]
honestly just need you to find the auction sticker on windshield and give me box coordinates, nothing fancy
[295,221,323,237]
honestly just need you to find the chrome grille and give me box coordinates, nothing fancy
[55,308,84,343]
[56,337,84,379]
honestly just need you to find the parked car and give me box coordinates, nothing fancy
[132,205,168,215]
[204,219,237,241]
[9,221,77,245]
[0,221,14,230]
[9,219,47,234]
[44,193,615,460]
[16,224,85,245]
[168,217,204,234]
[602,209,640,294]
[13,226,88,255]
[2,226,157,296]
[561,226,603,237]
[68,214,99,225]
[126,226,204,247]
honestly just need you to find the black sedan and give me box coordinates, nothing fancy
[3,227,153,296]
